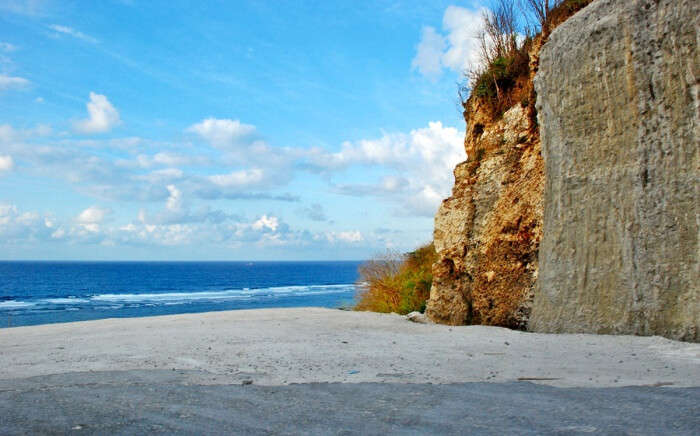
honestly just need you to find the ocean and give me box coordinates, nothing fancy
[0,261,362,328]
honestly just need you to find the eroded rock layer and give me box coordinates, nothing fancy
[530,0,699,341]
[425,78,544,327]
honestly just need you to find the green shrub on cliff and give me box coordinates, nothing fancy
[354,243,436,315]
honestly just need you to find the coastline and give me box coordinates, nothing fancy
[1,307,698,388]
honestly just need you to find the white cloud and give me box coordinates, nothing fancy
[0,201,383,251]
[406,185,444,217]
[441,6,484,73]
[252,214,279,232]
[312,121,463,174]
[135,152,209,168]
[412,6,484,78]
[187,118,294,172]
[325,230,363,243]
[135,168,184,184]
[208,168,265,187]
[0,155,14,173]
[2,125,297,204]
[0,42,17,52]
[310,121,464,216]
[119,221,195,246]
[76,206,111,233]
[332,175,409,197]
[0,112,462,252]
[317,134,403,168]
[165,185,183,212]
[49,24,98,44]
[0,74,30,90]
[411,26,445,79]
[73,92,121,134]
[76,206,110,224]
[187,118,258,149]
[0,203,54,242]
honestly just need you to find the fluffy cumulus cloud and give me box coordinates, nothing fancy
[324,230,363,244]
[0,108,460,253]
[187,118,258,150]
[0,200,371,250]
[76,206,110,224]
[412,6,484,78]
[1,127,298,204]
[252,214,279,232]
[76,206,111,232]
[411,26,446,79]
[183,118,301,197]
[187,118,294,169]
[165,185,183,212]
[308,121,465,216]
[0,155,13,173]
[0,74,30,90]
[73,92,121,134]
[0,203,55,242]
[3,114,463,225]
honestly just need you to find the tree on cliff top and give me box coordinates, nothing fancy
[522,0,565,32]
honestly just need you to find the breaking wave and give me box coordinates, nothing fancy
[0,284,356,312]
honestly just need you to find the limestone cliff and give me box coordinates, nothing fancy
[530,0,699,341]
[426,0,698,342]
[425,44,544,328]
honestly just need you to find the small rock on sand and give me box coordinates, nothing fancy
[406,312,431,324]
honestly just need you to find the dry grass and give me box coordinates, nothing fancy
[354,243,437,315]
[465,0,593,120]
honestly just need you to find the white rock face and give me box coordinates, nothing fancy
[531,0,699,341]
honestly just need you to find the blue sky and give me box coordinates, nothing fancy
[0,0,487,260]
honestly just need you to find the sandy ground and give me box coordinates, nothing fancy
[1,307,698,388]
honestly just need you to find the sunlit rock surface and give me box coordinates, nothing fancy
[426,95,544,327]
[531,0,699,341]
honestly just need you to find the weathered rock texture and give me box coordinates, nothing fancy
[425,57,544,327]
[530,0,699,341]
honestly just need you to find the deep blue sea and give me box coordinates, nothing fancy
[0,261,362,328]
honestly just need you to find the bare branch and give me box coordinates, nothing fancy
[520,0,565,32]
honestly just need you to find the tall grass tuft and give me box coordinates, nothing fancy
[354,243,437,314]
[462,0,593,119]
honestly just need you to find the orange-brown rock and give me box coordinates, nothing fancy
[425,56,544,328]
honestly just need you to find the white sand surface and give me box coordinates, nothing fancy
[0,307,698,387]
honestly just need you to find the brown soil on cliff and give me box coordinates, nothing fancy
[427,71,545,328]
[425,1,593,328]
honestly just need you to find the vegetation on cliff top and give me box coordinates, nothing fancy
[354,243,436,314]
[464,0,593,120]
